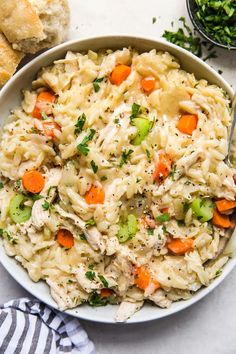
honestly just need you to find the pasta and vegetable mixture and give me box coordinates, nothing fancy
[0,48,236,321]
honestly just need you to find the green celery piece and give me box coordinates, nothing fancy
[9,194,31,224]
[117,224,130,243]
[191,198,214,223]
[127,214,138,235]
[117,214,138,243]
[131,117,151,145]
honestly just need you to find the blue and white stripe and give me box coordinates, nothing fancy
[0,298,97,354]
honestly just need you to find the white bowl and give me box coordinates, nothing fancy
[0,35,235,323]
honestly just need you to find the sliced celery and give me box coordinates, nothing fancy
[117,214,138,243]
[9,194,31,224]
[191,198,214,223]
[131,117,151,145]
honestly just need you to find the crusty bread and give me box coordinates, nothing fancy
[0,0,70,54]
[0,32,24,86]
[0,0,45,44]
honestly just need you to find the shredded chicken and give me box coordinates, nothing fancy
[115,301,143,322]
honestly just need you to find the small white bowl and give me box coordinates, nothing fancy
[0,35,235,323]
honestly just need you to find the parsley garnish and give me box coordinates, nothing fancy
[42,201,51,211]
[27,193,43,201]
[147,228,154,235]
[79,233,87,240]
[85,218,96,228]
[90,160,98,173]
[85,270,95,281]
[98,275,109,288]
[152,17,157,24]
[75,113,86,135]
[156,213,170,223]
[215,269,222,277]
[145,149,151,163]
[93,77,104,92]
[100,176,108,181]
[130,103,141,119]
[119,149,133,167]
[88,292,108,307]
[0,229,18,244]
[0,182,3,189]
[114,118,119,124]
[77,129,96,156]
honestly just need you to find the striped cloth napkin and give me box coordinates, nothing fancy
[0,298,97,354]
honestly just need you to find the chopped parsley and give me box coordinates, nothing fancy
[0,182,3,189]
[85,218,96,228]
[147,228,154,235]
[156,213,170,223]
[0,229,18,245]
[119,149,133,167]
[114,118,119,124]
[90,160,98,173]
[100,175,108,181]
[42,201,51,211]
[27,193,43,201]
[130,103,141,119]
[85,270,95,281]
[77,129,96,156]
[98,275,109,288]
[93,77,104,92]
[162,17,202,57]
[215,269,222,277]
[88,292,108,307]
[145,149,151,163]
[152,16,157,24]
[75,113,86,135]
[79,233,87,241]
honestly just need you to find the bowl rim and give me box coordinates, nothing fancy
[0,34,235,324]
[186,0,236,50]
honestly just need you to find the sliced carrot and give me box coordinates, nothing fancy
[139,215,156,229]
[32,91,56,119]
[212,209,231,228]
[110,64,131,86]
[141,76,156,93]
[133,265,160,291]
[85,185,105,204]
[215,199,236,213]
[57,229,74,248]
[42,121,61,139]
[167,238,194,255]
[22,170,45,194]
[176,114,198,135]
[160,207,169,214]
[100,289,114,298]
[153,150,172,184]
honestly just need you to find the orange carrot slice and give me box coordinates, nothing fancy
[85,185,105,204]
[110,64,131,86]
[212,209,231,228]
[100,289,114,298]
[215,199,236,212]
[22,170,45,194]
[32,91,56,119]
[42,121,61,139]
[57,229,74,248]
[134,265,160,291]
[176,114,198,135]
[153,150,172,184]
[141,76,156,93]
[167,238,194,255]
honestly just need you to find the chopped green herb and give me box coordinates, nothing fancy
[114,118,119,124]
[90,160,98,173]
[79,233,87,241]
[0,182,3,189]
[195,0,236,46]
[177,220,185,227]
[162,17,202,57]
[147,228,154,235]
[77,129,96,156]
[85,218,96,228]
[98,275,109,288]
[156,213,170,223]
[75,113,86,135]
[88,292,108,307]
[41,112,50,120]
[100,176,108,181]
[215,269,222,277]
[93,77,104,92]
[88,264,94,270]
[27,193,43,201]
[145,149,151,163]
[119,149,133,167]
[42,201,51,211]
[130,103,141,119]
[85,270,95,281]
[0,229,18,245]
[15,179,21,188]
[152,17,157,24]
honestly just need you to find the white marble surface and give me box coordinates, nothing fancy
[1,0,236,353]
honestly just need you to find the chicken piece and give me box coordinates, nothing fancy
[41,168,62,196]
[148,289,172,308]
[175,149,204,179]
[75,265,101,293]
[115,301,143,322]
[47,279,74,310]
[55,205,106,253]
[31,199,50,229]
[105,236,119,256]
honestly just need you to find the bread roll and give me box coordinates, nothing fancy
[0,32,24,86]
[0,0,70,54]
